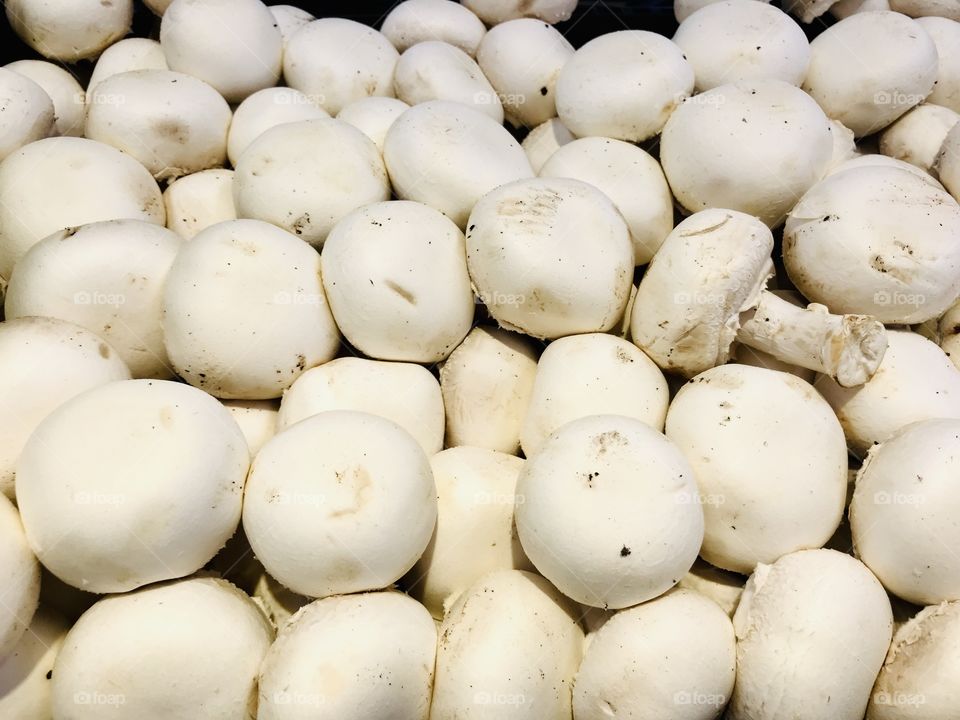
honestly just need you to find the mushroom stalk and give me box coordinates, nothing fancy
[737,291,887,387]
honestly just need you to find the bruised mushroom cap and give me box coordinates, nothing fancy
[879,103,960,174]
[383,100,534,228]
[461,0,578,24]
[784,164,960,324]
[4,60,84,137]
[242,411,437,599]
[732,549,893,720]
[555,30,694,142]
[666,364,848,574]
[5,0,132,62]
[574,590,737,720]
[630,209,773,378]
[0,495,40,660]
[227,87,329,167]
[0,317,130,499]
[381,0,486,56]
[802,11,938,137]
[660,79,833,227]
[51,577,274,719]
[258,591,437,720]
[163,168,237,240]
[0,137,164,282]
[0,608,68,719]
[917,17,960,114]
[852,418,960,606]
[336,97,410,151]
[233,118,390,248]
[0,68,54,163]
[466,176,634,340]
[15,379,249,594]
[520,333,669,457]
[516,414,704,609]
[277,356,445,455]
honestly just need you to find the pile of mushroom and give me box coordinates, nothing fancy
[2,0,960,718]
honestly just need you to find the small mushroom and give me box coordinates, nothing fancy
[268,4,314,45]
[890,0,960,19]
[831,0,890,17]
[162,168,237,240]
[85,38,168,102]
[382,0,486,56]
[222,399,278,457]
[879,103,960,174]
[0,69,54,163]
[4,60,84,137]
[937,122,960,202]
[678,559,746,617]
[5,0,132,62]
[461,0,577,24]
[336,97,410,152]
[520,117,574,173]
[227,87,329,167]
[917,16,960,113]
[675,0,770,21]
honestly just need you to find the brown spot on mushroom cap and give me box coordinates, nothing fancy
[153,119,189,144]
[98,343,110,359]
[385,280,417,305]
[594,430,628,455]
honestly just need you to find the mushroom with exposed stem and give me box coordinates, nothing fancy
[630,209,888,387]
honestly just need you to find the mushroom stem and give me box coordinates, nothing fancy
[737,291,887,387]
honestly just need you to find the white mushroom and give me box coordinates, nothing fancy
[5,219,181,379]
[880,103,960,174]
[539,136,674,265]
[383,101,534,228]
[938,122,960,202]
[277,356,445,455]
[461,0,577,24]
[673,1,811,90]
[476,19,574,128]
[466,177,634,340]
[890,0,960,19]
[4,60,84,137]
[51,577,273,719]
[258,591,436,720]
[162,219,340,399]
[242,411,437,598]
[394,41,503,122]
[0,137,164,283]
[0,609,68,719]
[831,0,890,17]
[916,17,960,114]
[851,418,960,605]
[631,209,887,386]
[321,200,474,363]
[439,325,538,454]
[937,296,960,368]
[382,0,486,56]
[660,80,833,227]
[0,68,54,162]
[574,590,737,720]
[556,30,694,142]
[5,0,132,62]
[0,317,130,499]
[430,569,584,720]
[666,364,848,574]
[227,87,329,167]
[160,0,282,103]
[826,118,860,169]
[868,600,960,719]
[408,447,530,618]
[677,559,746,617]
[520,117,574,173]
[268,4,314,45]
[336,97,410,152]
[233,118,390,248]
[784,164,960,324]
[828,151,943,182]
[222,399,278,457]
[674,0,770,22]
[802,11,938,137]
[0,495,40,661]
[283,18,399,115]
[16,379,249,593]
[784,0,840,22]
[521,333,669,457]
[730,549,893,720]
[162,168,237,240]
[516,414,704,609]
[86,38,168,101]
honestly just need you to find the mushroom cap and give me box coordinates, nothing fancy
[0,68,54,163]
[917,17,960,114]
[86,38,168,102]
[556,30,694,142]
[574,590,736,720]
[539,136,674,265]
[461,0,577,24]
[431,569,584,719]
[383,100,534,228]
[677,559,746,616]
[666,364,848,574]
[827,151,944,184]
[408,447,530,619]
[51,577,274,719]
[268,4,314,45]
[660,79,833,227]
[476,18,574,128]
[732,549,893,720]
[939,123,960,202]
[879,103,960,173]
[222,399,278,457]
[802,11,938,137]
[0,495,40,660]
[890,0,960,19]
[381,0,486,56]
[15,379,249,593]
[321,200,474,363]
[784,164,960,324]
[0,608,68,719]
[227,87,329,167]
[852,418,960,605]
[0,137,164,282]
[5,0,132,61]
[233,118,390,248]
[0,317,130,499]
[516,414,704,609]
[283,18,398,116]
[674,0,770,22]
[277,356,445,455]
[466,176,634,339]
[162,168,236,240]
[242,410,437,598]
[5,219,181,379]
[162,219,339,399]
[439,325,538,454]
[521,117,574,173]
[630,209,774,378]
[4,60,85,137]
[258,591,436,720]
[816,330,960,455]
[674,0,811,91]
[521,333,669,457]
[160,0,281,103]
[336,97,410,152]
